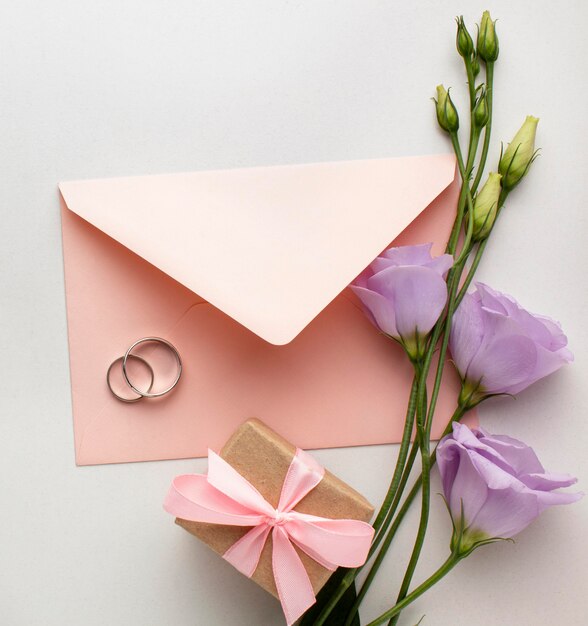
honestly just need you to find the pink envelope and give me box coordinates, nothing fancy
[59,154,473,465]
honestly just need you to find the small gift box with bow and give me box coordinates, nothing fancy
[164,418,375,625]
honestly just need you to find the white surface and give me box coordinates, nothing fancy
[1,1,586,624]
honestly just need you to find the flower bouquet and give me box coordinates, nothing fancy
[300,11,582,626]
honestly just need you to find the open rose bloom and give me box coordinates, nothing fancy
[437,423,582,544]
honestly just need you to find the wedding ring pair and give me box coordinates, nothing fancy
[106,337,182,403]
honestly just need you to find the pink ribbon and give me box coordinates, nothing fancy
[164,448,374,625]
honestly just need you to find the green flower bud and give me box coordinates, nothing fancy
[472,172,502,241]
[456,16,474,58]
[434,85,459,133]
[477,10,499,63]
[471,54,481,78]
[473,89,489,129]
[499,116,539,191]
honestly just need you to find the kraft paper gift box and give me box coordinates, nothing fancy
[172,418,374,600]
[59,154,475,465]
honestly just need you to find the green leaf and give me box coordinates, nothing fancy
[298,568,361,626]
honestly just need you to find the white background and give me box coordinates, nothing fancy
[1,1,587,624]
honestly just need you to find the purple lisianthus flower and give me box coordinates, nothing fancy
[351,244,453,360]
[437,423,581,551]
[450,283,573,406]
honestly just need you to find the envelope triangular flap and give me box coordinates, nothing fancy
[59,155,456,345]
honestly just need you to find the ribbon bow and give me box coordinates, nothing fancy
[164,448,374,625]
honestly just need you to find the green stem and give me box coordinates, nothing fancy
[449,134,476,265]
[372,377,419,536]
[386,405,464,624]
[471,62,494,194]
[315,51,492,626]
[397,360,431,616]
[456,187,509,307]
[311,379,419,626]
[456,239,486,306]
[423,258,466,434]
[312,569,355,626]
[371,436,419,552]
[446,57,479,256]
[446,136,469,255]
[465,58,477,108]
[376,84,477,625]
[365,553,461,626]
[345,406,467,626]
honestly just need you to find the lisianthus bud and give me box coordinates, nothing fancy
[455,16,474,58]
[499,116,539,191]
[473,89,489,129]
[472,172,501,240]
[477,10,499,63]
[434,85,459,133]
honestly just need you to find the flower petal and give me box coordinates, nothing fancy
[367,265,448,340]
[478,433,545,476]
[450,293,485,378]
[506,343,573,395]
[380,243,434,265]
[437,436,461,502]
[521,472,578,491]
[438,441,489,524]
[468,487,540,538]
[423,253,454,278]
[350,285,399,338]
[451,424,522,479]
[352,266,373,288]
[370,256,398,274]
[534,314,569,350]
[466,334,538,394]
[475,282,509,315]
[534,489,583,512]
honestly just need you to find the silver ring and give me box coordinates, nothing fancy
[107,354,155,403]
[122,337,182,398]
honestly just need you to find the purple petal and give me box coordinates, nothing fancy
[468,487,540,538]
[380,243,434,265]
[467,334,538,394]
[371,249,453,277]
[350,285,399,338]
[475,284,572,354]
[443,444,489,523]
[370,256,398,274]
[450,452,489,525]
[450,426,524,479]
[521,472,578,491]
[367,266,448,340]
[353,266,373,289]
[467,447,527,491]
[499,302,560,350]
[506,343,573,395]
[423,253,454,278]
[475,282,509,315]
[450,293,485,378]
[437,437,461,502]
[535,489,583,512]
[534,315,569,350]
[478,433,545,476]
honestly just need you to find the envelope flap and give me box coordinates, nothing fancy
[59,155,456,345]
